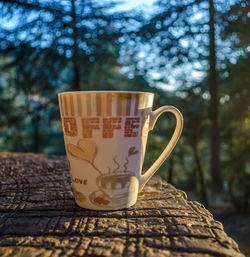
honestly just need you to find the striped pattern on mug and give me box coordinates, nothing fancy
[58,92,154,117]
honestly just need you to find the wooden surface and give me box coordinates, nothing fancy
[0,153,245,257]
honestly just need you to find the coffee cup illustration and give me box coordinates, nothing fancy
[96,172,135,199]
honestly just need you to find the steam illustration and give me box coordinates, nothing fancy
[109,146,139,174]
[113,156,120,173]
[123,157,129,171]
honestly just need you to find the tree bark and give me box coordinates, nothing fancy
[71,0,81,91]
[208,0,222,191]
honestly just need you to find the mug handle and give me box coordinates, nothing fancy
[139,106,183,191]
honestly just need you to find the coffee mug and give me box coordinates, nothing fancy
[58,91,183,210]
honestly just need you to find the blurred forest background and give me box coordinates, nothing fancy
[0,0,249,218]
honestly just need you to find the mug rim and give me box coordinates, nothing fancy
[58,90,154,96]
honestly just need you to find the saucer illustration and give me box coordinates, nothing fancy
[89,190,130,209]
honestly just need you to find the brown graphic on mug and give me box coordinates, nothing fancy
[67,139,102,175]
[72,186,87,204]
[67,139,139,208]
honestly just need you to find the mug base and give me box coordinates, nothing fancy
[75,198,137,211]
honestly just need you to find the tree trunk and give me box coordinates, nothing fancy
[168,157,174,184]
[192,124,208,207]
[32,114,40,153]
[208,0,222,191]
[71,0,81,91]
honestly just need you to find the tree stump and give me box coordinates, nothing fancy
[0,153,245,256]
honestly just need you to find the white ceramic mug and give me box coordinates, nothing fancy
[58,91,183,210]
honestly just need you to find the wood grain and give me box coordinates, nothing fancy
[0,153,245,257]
